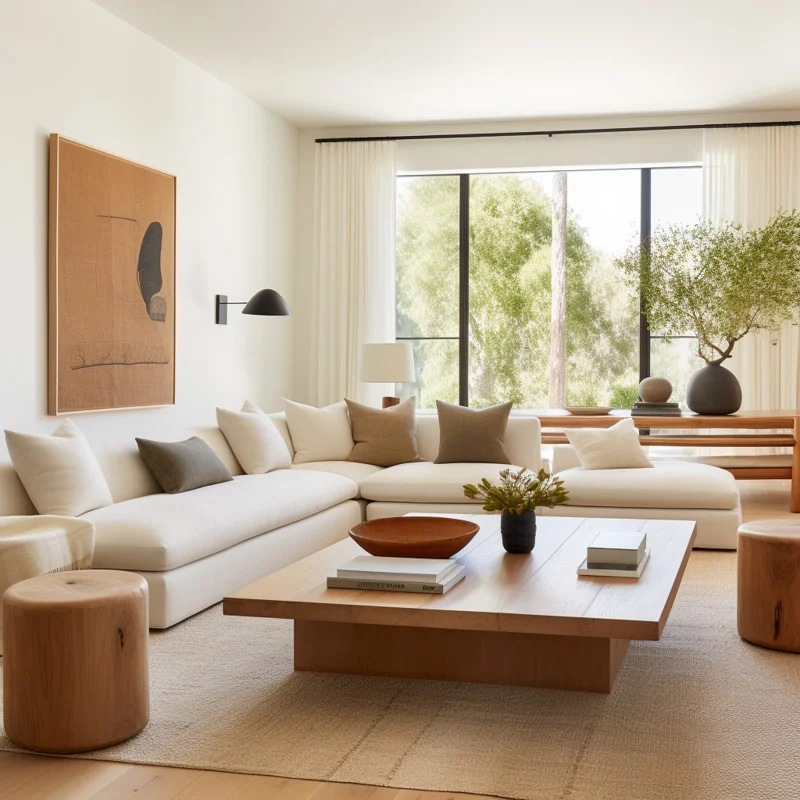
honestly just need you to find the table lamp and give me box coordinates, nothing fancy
[360,343,416,408]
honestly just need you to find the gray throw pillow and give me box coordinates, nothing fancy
[434,400,512,464]
[135,436,233,494]
[346,396,421,467]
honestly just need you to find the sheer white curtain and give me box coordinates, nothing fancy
[703,127,800,409]
[310,141,397,406]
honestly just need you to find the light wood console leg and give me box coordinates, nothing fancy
[294,620,629,693]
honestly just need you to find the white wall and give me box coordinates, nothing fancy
[0,0,298,454]
[293,110,800,403]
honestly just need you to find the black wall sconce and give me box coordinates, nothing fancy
[215,289,292,324]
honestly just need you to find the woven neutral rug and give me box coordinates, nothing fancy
[2,551,799,799]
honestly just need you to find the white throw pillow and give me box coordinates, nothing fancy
[5,420,113,515]
[216,401,292,474]
[283,399,354,464]
[565,418,653,470]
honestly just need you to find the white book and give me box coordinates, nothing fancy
[578,549,650,578]
[587,530,647,566]
[337,555,460,583]
[327,564,467,594]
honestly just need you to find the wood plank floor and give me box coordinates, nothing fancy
[1,480,793,800]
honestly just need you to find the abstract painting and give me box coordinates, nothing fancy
[48,135,176,413]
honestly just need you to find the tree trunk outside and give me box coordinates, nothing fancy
[549,172,568,409]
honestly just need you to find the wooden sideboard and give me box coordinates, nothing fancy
[530,410,800,513]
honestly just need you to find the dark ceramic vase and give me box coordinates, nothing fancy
[685,363,742,415]
[500,510,536,554]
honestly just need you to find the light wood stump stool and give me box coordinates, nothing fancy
[738,521,800,653]
[3,570,149,753]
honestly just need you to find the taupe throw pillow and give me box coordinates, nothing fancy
[135,436,233,494]
[346,397,421,467]
[434,400,512,464]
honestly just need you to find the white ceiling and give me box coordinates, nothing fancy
[93,0,800,128]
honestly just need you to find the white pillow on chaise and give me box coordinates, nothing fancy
[283,399,354,464]
[565,417,653,470]
[216,401,292,474]
[4,420,113,516]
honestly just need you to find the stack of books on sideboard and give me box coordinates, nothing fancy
[631,400,681,417]
[327,556,466,594]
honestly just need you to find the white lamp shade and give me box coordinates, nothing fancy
[360,342,416,383]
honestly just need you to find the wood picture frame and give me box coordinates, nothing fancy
[48,135,177,414]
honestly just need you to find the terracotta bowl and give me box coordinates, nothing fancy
[349,516,480,559]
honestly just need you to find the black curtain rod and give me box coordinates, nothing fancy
[315,119,800,144]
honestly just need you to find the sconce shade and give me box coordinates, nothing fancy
[360,342,416,383]
[242,289,291,316]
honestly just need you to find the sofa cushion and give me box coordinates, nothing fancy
[83,470,359,572]
[359,461,525,503]
[292,461,383,498]
[555,461,739,511]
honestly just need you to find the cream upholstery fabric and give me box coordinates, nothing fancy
[5,420,113,516]
[360,462,526,504]
[566,418,653,470]
[283,399,354,464]
[555,461,739,511]
[216,402,292,474]
[84,471,358,572]
[0,516,95,653]
[292,461,384,498]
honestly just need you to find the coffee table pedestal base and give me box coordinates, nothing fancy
[294,620,629,693]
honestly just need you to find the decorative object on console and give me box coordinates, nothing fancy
[565,406,612,416]
[0,516,95,656]
[215,289,291,325]
[360,342,416,408]
[216,401,292,474]
[346,396,421,467]
[566,417,653,470]
[3,570,149,753]
[348,516,479,558]
[283,398,354,463]
[633,377,680,416]
[463,467,569,554]
[4,420,112,516]
[135,436,234,494]
[616,212,800,415]
[434,400,513,464]
[49,135,176,414]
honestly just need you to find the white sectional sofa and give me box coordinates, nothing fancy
[0,411,742,629]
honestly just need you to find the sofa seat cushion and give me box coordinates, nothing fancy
[292,462,384,498]
[83,470,358,572]
[359,462,524,503]
[555,461,739,511]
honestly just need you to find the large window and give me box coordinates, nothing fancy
[396,166,702,409]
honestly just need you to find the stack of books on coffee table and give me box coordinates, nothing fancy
[631,401,681,417]
[577,530,650,577]
[327,556,466,594]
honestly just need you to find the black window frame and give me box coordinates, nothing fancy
[396,164,701,406]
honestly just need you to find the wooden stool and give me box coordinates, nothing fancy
[3,570,149,753]
[738,521,800,653]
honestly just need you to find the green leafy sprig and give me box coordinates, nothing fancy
[463,468,569,515]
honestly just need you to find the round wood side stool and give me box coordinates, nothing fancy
[737,520,800,653]
[3,570,149,753]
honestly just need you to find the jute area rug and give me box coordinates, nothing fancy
[2,552,799,800]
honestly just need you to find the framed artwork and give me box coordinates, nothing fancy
[48,135,176,414]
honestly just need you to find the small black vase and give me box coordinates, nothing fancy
[500,509,536,554]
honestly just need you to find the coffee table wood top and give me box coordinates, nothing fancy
[224,515,696,642]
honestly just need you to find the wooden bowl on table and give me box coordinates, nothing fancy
[349,516,480,559]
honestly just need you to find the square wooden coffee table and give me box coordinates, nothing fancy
[224,515,696,693]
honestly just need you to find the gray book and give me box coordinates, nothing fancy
[587,530,647,567]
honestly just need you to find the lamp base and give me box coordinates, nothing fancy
[381,396,400,409]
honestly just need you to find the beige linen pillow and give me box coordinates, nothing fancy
[565,417,653,470]
[135,437,234,494]
[216,401,292,474]
[283,399,354,464]
[4,420,113,516]
[434,400,512,464]
[346,397,421,467]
